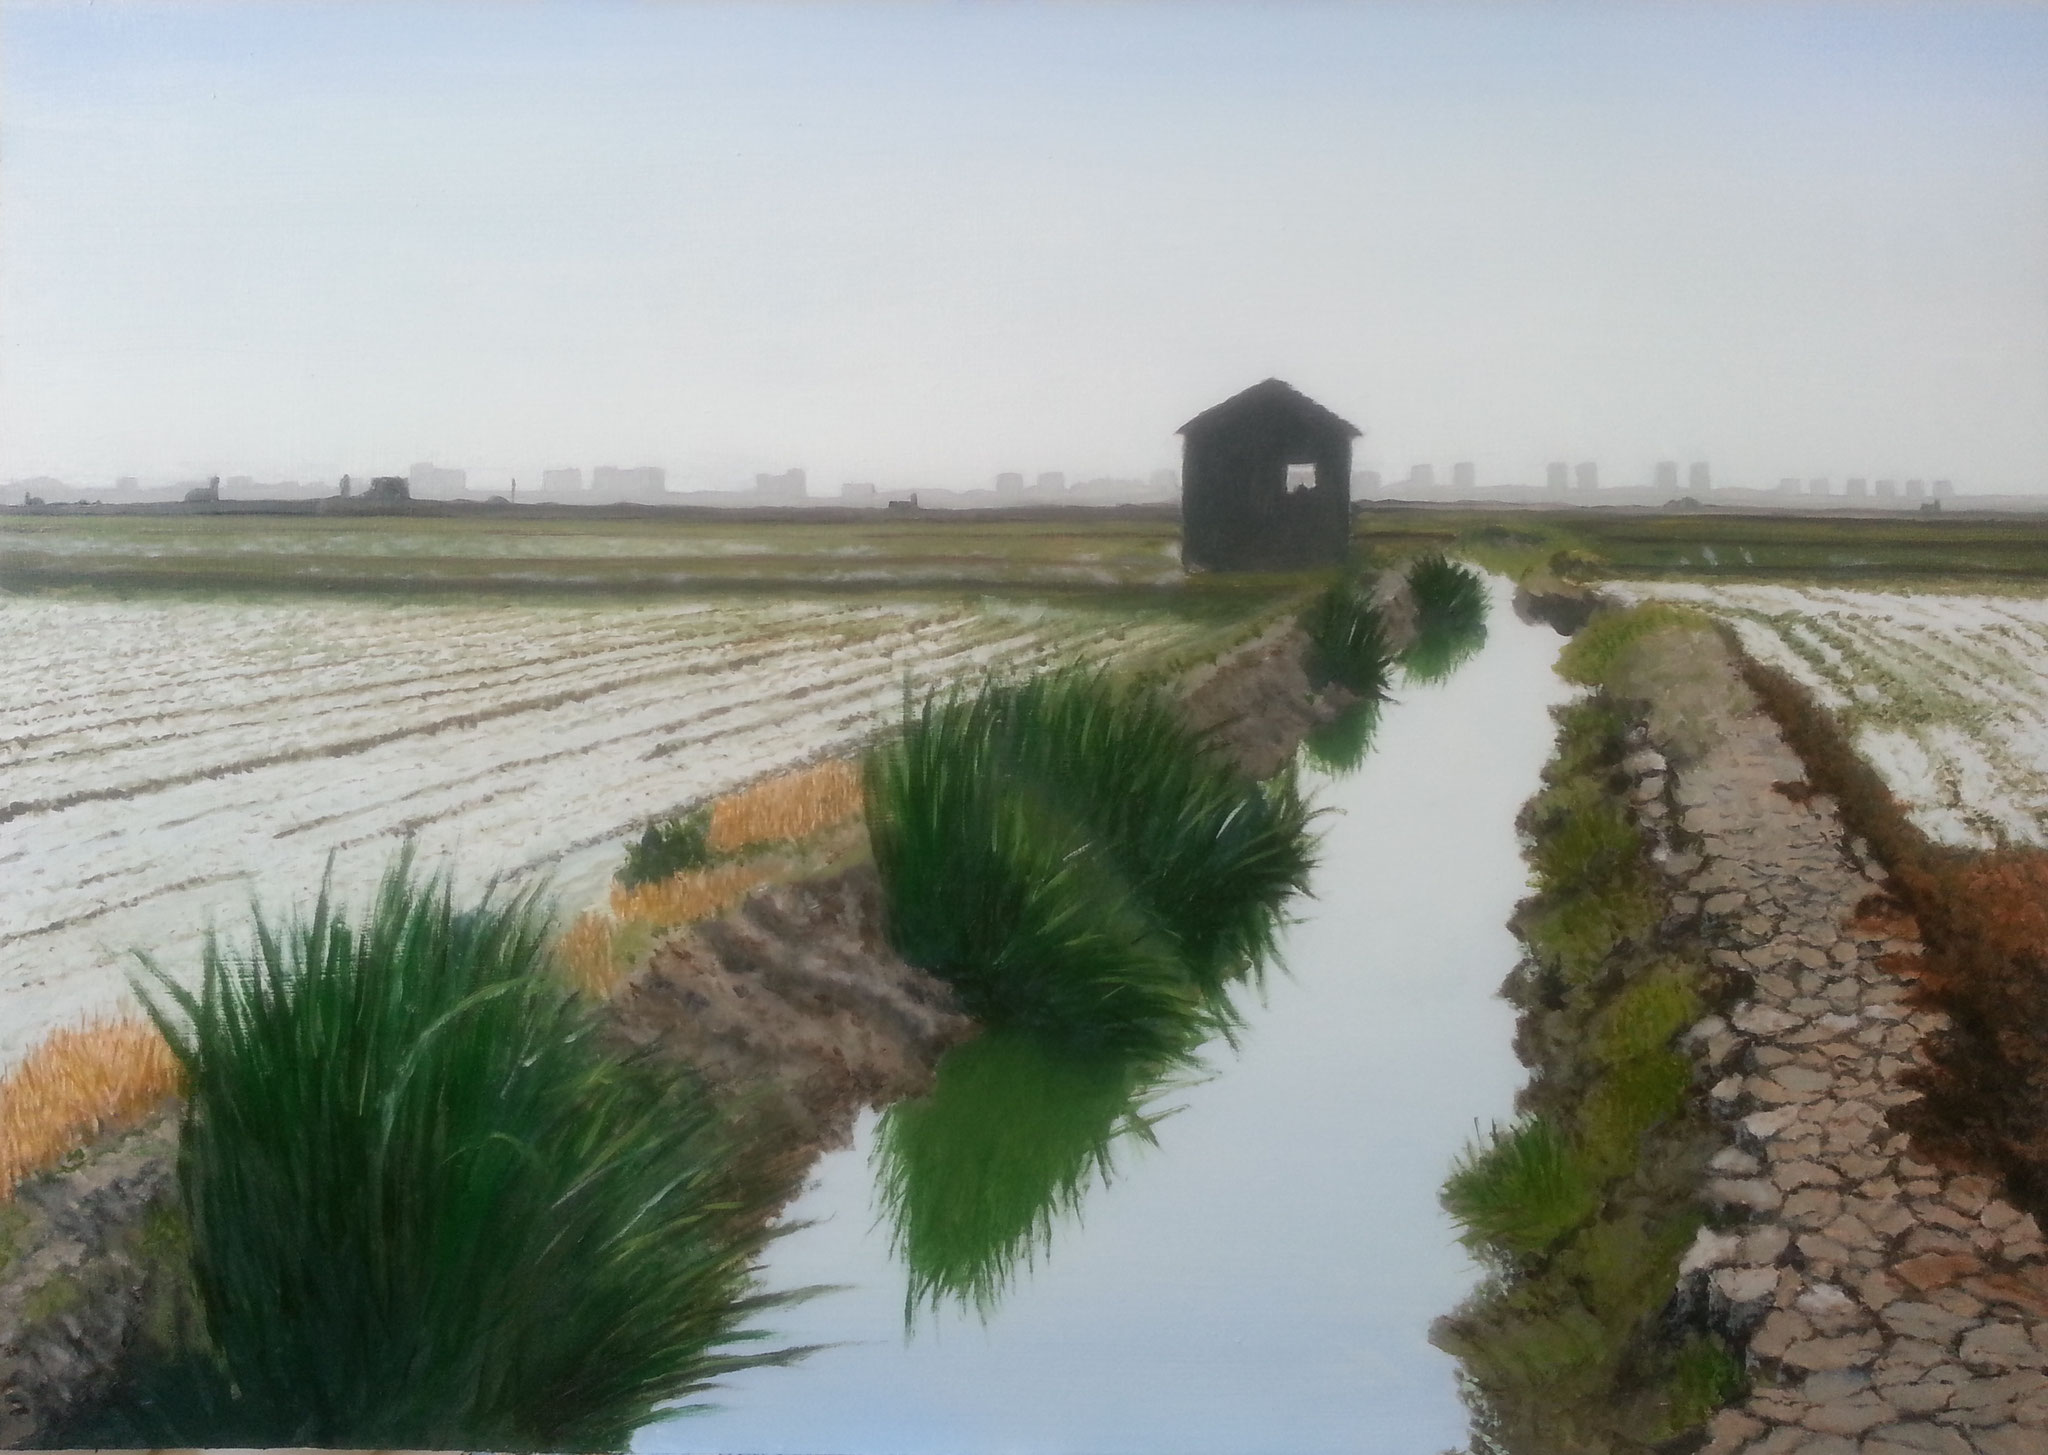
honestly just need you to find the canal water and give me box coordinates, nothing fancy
[638,580,1574,1455]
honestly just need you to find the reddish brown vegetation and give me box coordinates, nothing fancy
[1895,852,2048,1206]
[1734,643,2048,1217]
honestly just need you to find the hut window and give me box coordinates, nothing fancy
[1284,463,1317,492]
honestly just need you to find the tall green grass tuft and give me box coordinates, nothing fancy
[134,853,810,1452]
[1402,553,1490,684]
[874,1030,1173,1321]
[1300,582,1397,700]
[863,666,1317,1055]
[1441,1117,1599,1259]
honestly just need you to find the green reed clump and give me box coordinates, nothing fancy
[1517,700,1664,985]
[864,666,1316,1055]
[1402,553,1490,684]
[1300,582,1397,700]
[1592,963,1702,1067]
[617,807,713,888]
[1656,1333,1748,1436]
[134,853,809,1452]
[1442,1116,1600,1259]
[1556,602,1713,688]
[874,1030,1172,1321]
[1577,1048,1694,1181]
[1436,1284,1616,1445]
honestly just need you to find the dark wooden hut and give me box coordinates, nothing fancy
[1178,378,1359,572]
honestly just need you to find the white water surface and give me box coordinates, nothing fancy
[640,580,1574,1455]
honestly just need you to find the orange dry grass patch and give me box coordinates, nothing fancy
[612,860,780,930]
[1,1017,181,1198]
[556,910,620,998]
[707,759,863,856]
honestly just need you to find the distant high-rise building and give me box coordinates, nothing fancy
[1845,478,1869,498]
[1452,462,1476,493]
[1351,469,1382,495]
[1905,479,1927,500]
[1035,471,1066,492]
[995,471,1025,494]
[1573,462,1599,492]
[1875,479,1898,499]
[409,461,467,496]
[1655,461,1679,493]
[1148,468,1179,494]
[541,467,585,494]
[841,481,878,500]
[1934,480,1955,498]
[1778,478,1801,495]
[1408,464,1437,491]
[1687,462,1711,494]
[1546,462,1570,493]
[1808,478,1831,497]
[752,468,805,500]
[595,465,667,499]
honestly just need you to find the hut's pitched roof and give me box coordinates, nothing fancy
[1177,378,1362,439]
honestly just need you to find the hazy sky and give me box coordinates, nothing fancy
[3,1,2046,493]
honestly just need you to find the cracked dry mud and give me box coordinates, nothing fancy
[1623,644,2048,1455]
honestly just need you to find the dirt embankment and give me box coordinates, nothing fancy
[2,593,1343,1445]
[1737,650,2048,1234]
[600,865,977,1183]
[595,611,1355,1180]
[1178,617,1367,780]
[1560,607,2048,1453]
[0,1116,191,1448]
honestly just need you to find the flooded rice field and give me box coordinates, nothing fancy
[0,592,1249,1072]
[640,580,1573,1454]
[1605,582,2048,848]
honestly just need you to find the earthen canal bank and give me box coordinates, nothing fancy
[0,598,1366,1445]
[1554,600,2048,1455]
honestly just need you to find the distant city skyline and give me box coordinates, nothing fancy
[11,451,2003,501]
[3,4,2045,491]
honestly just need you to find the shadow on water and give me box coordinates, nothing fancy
[873,1030,1197,1325]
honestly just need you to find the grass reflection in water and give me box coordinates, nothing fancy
[1402,554,1490,685]
[1302,696,1384,774]
[873,1029,1196,1324]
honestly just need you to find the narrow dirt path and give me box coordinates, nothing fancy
[1642,637,2048,1455]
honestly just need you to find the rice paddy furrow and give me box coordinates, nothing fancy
[0,593,1233,1072]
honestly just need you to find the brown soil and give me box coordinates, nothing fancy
[1177,619,1358,780]
[599,865,976,1184]
[1734,644,2048,1225]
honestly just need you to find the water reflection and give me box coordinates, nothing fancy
[1402,556,1492,686]
[637,573,1569,1455]
[874,1030,1190,1322]
[1302,695,1384,774]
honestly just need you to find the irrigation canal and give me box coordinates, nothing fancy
[639,579,1575,1454]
